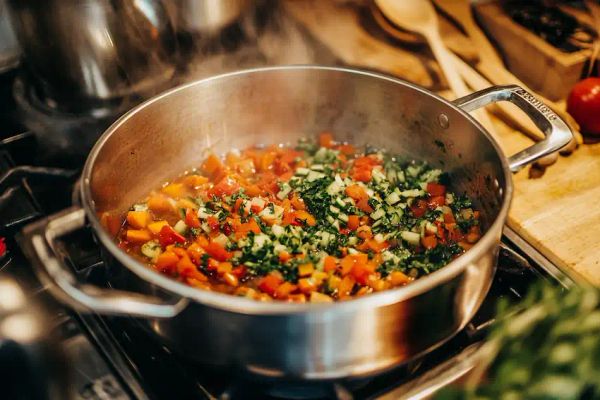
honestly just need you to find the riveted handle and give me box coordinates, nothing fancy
[18,207,188,318]
[453,85,573,172]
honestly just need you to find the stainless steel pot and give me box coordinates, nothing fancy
[19,66,571,379]
[7,0,177,113]
[170,0,251,34]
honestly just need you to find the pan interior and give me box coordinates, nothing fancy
[86,67,508,232]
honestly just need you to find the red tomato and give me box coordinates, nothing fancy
[567,77,600,136]
[428,196,445,209]
[158,225,186,247]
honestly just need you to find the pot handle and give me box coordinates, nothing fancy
[18,207,188,319]
[452,85,573,172]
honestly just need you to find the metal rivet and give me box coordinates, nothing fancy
[438,114,449,129]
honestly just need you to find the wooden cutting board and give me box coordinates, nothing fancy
[284,0,600,285]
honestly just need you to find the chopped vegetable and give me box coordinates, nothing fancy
[117,135,481,302]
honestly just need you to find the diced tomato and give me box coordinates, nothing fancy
[209,177,240,198]
[410,199,428,218]
[421,235,438,249]
[185,208,201,228]
[203,242,233,261]
[426,182,446,197]
[158,225,186,247]
[428,196,445,209]
[258,273,283,295]
[319,132,335,148]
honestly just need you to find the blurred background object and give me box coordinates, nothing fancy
[0,0,20,74]
[0,277,72,400]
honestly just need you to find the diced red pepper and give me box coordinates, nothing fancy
[203,242,233,261]
[158,225,186,247]
[428,196,445,209]
[410,199,428,218]
[427,182,446,197]
[206,216,220,232]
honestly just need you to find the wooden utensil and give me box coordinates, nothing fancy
[433,0,582,152]
[374,0,497,133]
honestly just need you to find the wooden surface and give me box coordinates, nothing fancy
[284,0,600,285]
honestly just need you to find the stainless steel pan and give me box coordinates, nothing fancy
[18,66,571,379]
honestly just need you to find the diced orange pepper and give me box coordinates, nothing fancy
[161,183,186,199]
[338,276,356,298]
[421,235,438,249]
[176,255,196,274]
[217,262,233,274]
[126,229,152,243]
[275,282,297,299]
[298,278,317,294]
[337,144,355,155]
[356,225,372,240]
[298,263,314,277]
[345,184,368,201]
[258,273,283,295]
[351,261,376,285]
[183,174,209,188]
[279,251,292,263]
[147,195,173,213]
[148,220,169,236]
[126,211,149,229]
[222,272,239,287]
[390,271,410,286]
[293,210,316,226]
[318,132,334,148]
[290,194,306,211]
[347,215,360,230]
[201,153,224,177]
[155,251,179,271]
[186,242,205,264]
[323,256,337,272]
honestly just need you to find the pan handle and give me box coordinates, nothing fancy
[18,207,188,319]
[453,85,573,172]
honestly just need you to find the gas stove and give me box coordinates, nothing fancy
[0,3,574,399]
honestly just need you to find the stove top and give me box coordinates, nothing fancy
[0,3,574,399]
